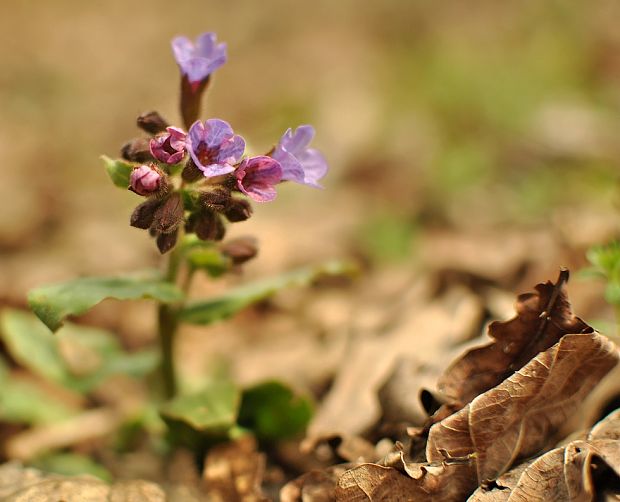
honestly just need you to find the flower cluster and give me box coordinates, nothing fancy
[114,32,327,254]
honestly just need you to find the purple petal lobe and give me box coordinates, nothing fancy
[236,156,282,202]
[195,32,216,55]
[272,124,327,188]
[280,125,315,156]
[217,135,246,165]
[150,127,187,164]
[188,119,244,178]
[297,149,328,187]
[171,32,228,84]
[273,149,305,184]
[204,119,234,148]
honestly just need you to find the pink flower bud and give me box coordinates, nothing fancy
[129,164,162,196]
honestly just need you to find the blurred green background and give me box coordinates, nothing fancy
[2,0,620,294]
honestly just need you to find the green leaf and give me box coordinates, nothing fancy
[1,310,68,384]
[238,380,313,441]
[101,155,133,189]
[0,354,75,426]
[0,377,77,425]
[187,247,231,278]
[0,309,159,393]
[160,380,240,433]
[178,260,357,325]
[32,453,112,482]
[28,271,183,332]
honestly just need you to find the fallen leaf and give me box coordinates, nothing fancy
[438,269,591,407]
[469,410,620,501]
[335,462,472,502]
[280,468,344,502]
[427,332,619,486]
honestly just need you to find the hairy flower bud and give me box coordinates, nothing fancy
[137,111,170,135]
[224,198,253,222]
[130,197,163,229]
[121,138,154,163]
[193,210,226,241]
[156,229,179,254]
[181,158,204,183]
[129,164,167,197]
[200,187,231,212]
[220,236,258,266]
[151,193,184,235]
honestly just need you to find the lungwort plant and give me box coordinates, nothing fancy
[1,31,350,469]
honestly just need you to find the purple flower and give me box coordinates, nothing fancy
[171,32,227,89]
[150,127,187,164]
[130,165,162,196]
[235,156,283,203]
[188,119,245,177]
[272,125,328,188]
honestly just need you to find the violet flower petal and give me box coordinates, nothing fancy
[217,135,246,165]
[171,32,227,84]
[188,120,244,177]
[236,156,282,202]
[195,32,216,55]
[204,119,235,148]
[272,125,326,187]
[273,149,305,184]
[279,125,314,156]
[297,148,328,188]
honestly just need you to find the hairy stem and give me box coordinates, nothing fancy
[158,303,178,399]
[158,245,183,399]
[157,243,198,399]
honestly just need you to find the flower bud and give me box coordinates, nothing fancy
[150,127,187,164]
[151,193,184,235]
[129,164,166,197]
[156,228,178,254]
[220,236,258,266]
[130,197,163,229]
[193,210,226,241]
[121,138,154,163]
[200,187,231,212]
[224,198,253,222]
[181,158,204,183]
[137,111,169,135]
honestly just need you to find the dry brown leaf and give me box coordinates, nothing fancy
[202,435,268,502]
[428,332,619,486]
[335,462,473,502]
[280,469,343,502]
[438,269,591,407]
[469,410,620,501]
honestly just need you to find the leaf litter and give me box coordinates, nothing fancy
[3,267,620,500]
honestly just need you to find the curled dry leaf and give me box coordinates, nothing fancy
[469,409,620,501]
[427,332,619,489]
[335,462,472,502]
[438,269,591,407]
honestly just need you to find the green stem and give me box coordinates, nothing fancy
[157,244,198,399]
[158,303,178,399]
[158,245,183,399]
